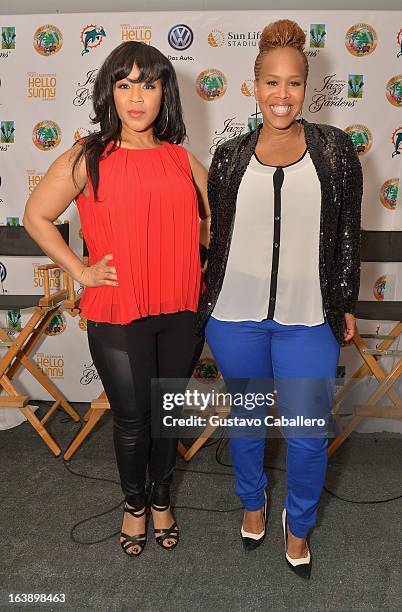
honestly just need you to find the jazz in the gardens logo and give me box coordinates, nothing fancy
[391,127,402,158]
[373,275,395,301]
[248,110,263,132]
[167,24,194,61]
[6,309,22,335]
[344,124,373,155]
[1,26,16,58]
[80,24,106,56]
[35,353,65,378]
[27,170,45,195]
[45,311,67,336]
[73,68,98,107]
[208,28,260,49]
[33,262,62,289]
[33,25,63,56]
[386,75,402,107]
[27,72,57,101]
[210,116,246,155]
[345,23,377,56]
[196,69,227,101]
[397,29,402,58]
[80,360,100,385]
[6,216,19,226]
[0,120,15,150]
[309,24,326,49]
[32,120,61,150]
[121,24,152,44]
[307,73,363,113]
[380,178,399,210]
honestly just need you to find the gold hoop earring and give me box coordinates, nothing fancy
[155,103,169,136]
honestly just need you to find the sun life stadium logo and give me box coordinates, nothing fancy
[208,30,225,47]
[168,24,193,51]
[80,25,106,56]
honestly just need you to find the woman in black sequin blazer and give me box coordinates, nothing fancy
[197,20,363,579]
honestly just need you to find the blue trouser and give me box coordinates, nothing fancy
[205,316,340,538]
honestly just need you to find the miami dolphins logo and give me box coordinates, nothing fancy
[80,25,106,55]
[386,75,402,106]
[345,24,377,56]
[391,127,402,158]
[344,124,372,155]
[380,178,399,210]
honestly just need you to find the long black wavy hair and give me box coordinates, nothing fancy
[72,41,187,200]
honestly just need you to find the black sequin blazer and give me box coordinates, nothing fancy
[197,119,363,345]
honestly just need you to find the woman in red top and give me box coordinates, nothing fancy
[24,41,210,558]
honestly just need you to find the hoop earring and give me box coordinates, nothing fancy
[254,99,260,129]
[295,108,303,122]
[155,103,169,136]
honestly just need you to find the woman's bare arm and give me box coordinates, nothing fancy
[187,150,211,252]
[23,146,118,287]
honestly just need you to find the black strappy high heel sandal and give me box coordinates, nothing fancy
[120,503,148,558]
[149,482,179,551]
[151,502,179,550]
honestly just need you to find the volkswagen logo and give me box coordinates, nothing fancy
[0,262,7,283]
[168,24,194,51]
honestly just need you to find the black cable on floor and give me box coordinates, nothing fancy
[64,432,402,546]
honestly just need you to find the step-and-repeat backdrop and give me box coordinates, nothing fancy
[0,11,401,432]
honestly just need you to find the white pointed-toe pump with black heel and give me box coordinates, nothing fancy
[282,508,312,579]
[241,491,267,552]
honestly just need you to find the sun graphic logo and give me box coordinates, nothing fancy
[240,80,254,97]
[345,23,377,56]
[344,124,373,155]
[391,127,402,158]
[208,29,225,48]
[380,178,399,210]
[386,75,402,107]
[32,120,61,151]
[196,69,227,101]
[33,24,63,56]
[80,24,106,56]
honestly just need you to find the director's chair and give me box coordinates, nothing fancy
[328,231,402,456]
[0,223,80,456]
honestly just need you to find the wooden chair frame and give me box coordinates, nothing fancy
[0,226,81,456]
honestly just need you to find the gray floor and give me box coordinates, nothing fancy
[1,402,401,612]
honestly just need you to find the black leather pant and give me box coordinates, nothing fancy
[87,311,204,509]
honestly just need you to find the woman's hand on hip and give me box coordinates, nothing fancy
[79,254,119,288]
[343,313,356,343]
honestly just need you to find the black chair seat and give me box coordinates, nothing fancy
[355,300,402,321]
[0,295,42,310]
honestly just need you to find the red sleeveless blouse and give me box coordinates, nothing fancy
[75,142,201,324]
